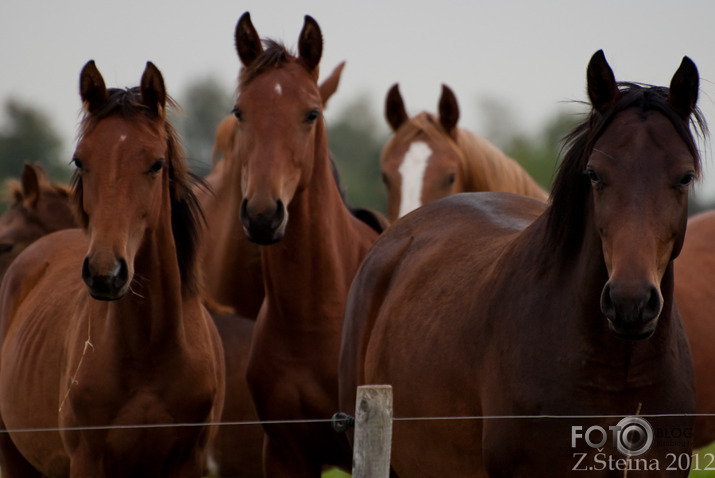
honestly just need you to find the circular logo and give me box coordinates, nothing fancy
[615,416,653,457]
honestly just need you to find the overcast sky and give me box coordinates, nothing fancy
[3,0,715,198]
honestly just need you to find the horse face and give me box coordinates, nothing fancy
[73,116,167,300]
[234,13,323,245]
[382,132,464,222]
[588,110,694,339]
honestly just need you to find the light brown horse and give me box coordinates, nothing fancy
[197,60,347,319]
[674,211,715,448]
[232,12,381,477]
[380,83,548,221]
[0,61,225,477]
[0,163,75,282]
[340,50,701,476]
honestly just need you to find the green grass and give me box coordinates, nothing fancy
[322,468,351,478]
[691,442,715,477]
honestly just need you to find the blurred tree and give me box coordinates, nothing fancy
[0,99,69,182]
[172,75,233,176]
[326,94,388,214]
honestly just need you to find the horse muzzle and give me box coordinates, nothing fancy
[600,280,663,340]
[82,256,129,301]
[240,197,288,245]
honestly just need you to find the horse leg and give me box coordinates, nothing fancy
[0,419,44,478]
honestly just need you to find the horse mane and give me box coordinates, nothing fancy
[455,128,547,199]
[71,87,204,295]
[544,82,708,261]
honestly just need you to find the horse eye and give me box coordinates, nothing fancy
[447,173,456,186]
[381,172,390,187]
[72,158,84,171]
[305,109,320,124]
[149,160,165,174]
[0,243,13,254]
[584,168,601,186]
[232,107,243,122]
[679,173,696,189]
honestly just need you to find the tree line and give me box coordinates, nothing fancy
[0,76,709,214]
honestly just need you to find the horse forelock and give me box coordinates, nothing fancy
[237,40,293,92]
[544,82,707,262]
[72,87,204,294]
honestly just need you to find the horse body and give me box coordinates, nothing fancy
[380,84,547,221]
[0,62,224,478]
[674,210,715,447]
[232,13,379,476]
[340,51,700,476]
[198,61,347,319]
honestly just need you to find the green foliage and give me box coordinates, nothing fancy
[501,108,584,193]
[171,76,233,177]
[327,95,388,215]
[0,99,70,183]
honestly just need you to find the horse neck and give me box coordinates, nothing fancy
[459,130,547,200]
[260,130,375,323]
[102,186,189,354]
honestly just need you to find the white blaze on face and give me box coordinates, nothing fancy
[397,141,432,218]
[274,83,282,96]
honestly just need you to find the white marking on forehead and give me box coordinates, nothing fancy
[119,134,127,142]
[274,83,282,96]
[398,141,432,218]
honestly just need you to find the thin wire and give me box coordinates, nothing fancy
[2,412,712,434]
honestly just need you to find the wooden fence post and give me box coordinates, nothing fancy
[352,384,393,478]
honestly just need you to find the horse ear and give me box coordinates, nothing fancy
[385,83,408,132]
[140,61,167,119]
[298,15,322,74]
[79,60,108,114]
[438,84,460,138]
[319,61,345,108]
[668,56,699,120]
[235,12,263,68]
[587,50,621,113]
[20,163,40,209]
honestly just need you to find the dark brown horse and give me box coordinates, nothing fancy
[197,60,347,319]
[0,163,75,282]
[0,61,225,477]
[381,84,548,221]
[232,12,381,477]
[340,50,701,476]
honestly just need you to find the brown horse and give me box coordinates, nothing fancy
[197,60,347,319]
[674,211,715,448]
[0,61,225,477]
[339,50,701,476]
[0,163,75,282]
[381,83,548,221]
[232,12,381,477]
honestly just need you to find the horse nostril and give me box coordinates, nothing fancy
[113,258,129,290]
[271,199,285,230]
[81,256,94,287]
[600,283,615,320]
[643,285,663,322]
[240,197,249,229]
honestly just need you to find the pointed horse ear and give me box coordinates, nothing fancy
[79,60,108,114]
[140,62,166,119]
[587,50,621,114]
[438,84,460,138]
[20,163,41,210]
[385,83,408,132]
[298,15,322,75]
[669,56,699,120]
[319,61,345,108]
[235,12,263,68]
